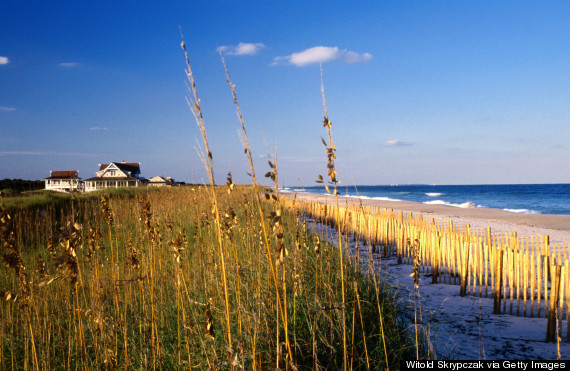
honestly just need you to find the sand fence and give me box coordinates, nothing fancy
[284,197,570,343]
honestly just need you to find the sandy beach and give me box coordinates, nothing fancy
[291,191,570,359]
[289,192,570,245]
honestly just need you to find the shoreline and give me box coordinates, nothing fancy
[286,191,570,245]
[295,190,570,358]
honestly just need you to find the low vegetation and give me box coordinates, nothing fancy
[0,179,44,196]
[1,187,414,369]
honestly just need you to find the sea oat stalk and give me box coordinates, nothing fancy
[317,64,347,370]
[218,49,294,363]
[180,30,233,356]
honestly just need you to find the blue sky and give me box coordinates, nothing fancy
[1,1,569,186]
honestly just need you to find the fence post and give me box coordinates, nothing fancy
[432,234,440,284]
[566,259,570,343]
[546,265,562,342]
[398,228,403,264]
[460,241,470,297]
[559,265,565,342]
[494,250,504,314]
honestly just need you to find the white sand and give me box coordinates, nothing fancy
[289,191,570,360]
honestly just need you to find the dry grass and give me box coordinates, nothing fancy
[0,187,414,369]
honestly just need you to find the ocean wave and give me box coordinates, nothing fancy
[345,195,402,202]
[425,192,444,197]
[280,188,309,193]
[503,208,541,215]
[423,200,478,208]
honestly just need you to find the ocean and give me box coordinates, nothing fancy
[283,184,570,215]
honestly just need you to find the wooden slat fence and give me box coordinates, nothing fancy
[284,198,570,342]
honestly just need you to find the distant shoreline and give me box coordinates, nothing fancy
[283,184,570,215]
[285,191,570,245]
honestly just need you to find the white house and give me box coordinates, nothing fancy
[84,161,142,192]
[44,171,82,192]
[147,176,175,187]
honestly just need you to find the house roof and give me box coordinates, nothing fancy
[99,162,140,174]
[45,170,80,180]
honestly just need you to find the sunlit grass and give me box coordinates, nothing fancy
[0,186,414,369]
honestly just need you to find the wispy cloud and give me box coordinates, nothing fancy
[383,140,412,147]
[272,46,372,67]
[89,127,109,131]
[218,42,265,56]
[58,62,81,68]
[0,56,8,65]
[0,106,15,112]
[0,151,99,157]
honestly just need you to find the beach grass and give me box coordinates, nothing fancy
[0,186,415,369]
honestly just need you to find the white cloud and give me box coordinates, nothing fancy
[272,46,372,67]
[384,140,412,147]
[0,56,8,65]
[0,106,15,112]
[59,62,81,67]
[218,42,265,56]
[89,127,109,131]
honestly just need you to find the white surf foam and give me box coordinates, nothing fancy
[503,208,541,215]
[423,200,478,209]
[345,195,402,202]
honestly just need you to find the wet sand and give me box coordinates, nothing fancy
[287,192,570,245]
